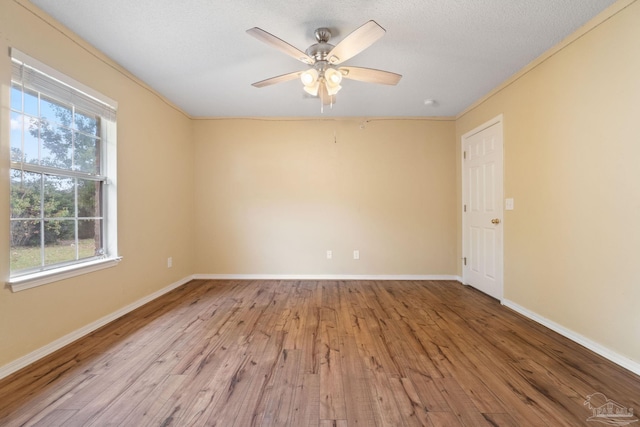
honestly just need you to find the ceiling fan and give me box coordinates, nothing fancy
[247,20,402,108]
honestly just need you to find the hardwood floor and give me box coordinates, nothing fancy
[1,279,639,426]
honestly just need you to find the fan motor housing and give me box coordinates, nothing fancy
[306,27,334,62]
[306,43,334,62]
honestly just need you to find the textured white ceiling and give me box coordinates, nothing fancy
[30,0,616,117]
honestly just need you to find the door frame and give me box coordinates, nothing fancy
[461,114,504,301]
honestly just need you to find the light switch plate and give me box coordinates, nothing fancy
[505,198,514,210]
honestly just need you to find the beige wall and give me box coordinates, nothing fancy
[193,118,457,275]
[0,1,195,367]
[456,1,640,362]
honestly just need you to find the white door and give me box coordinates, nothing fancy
[462,117,503,300]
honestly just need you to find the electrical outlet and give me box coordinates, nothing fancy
[167,257,173,268]
[326,250,332,260]
[353,250,360,260]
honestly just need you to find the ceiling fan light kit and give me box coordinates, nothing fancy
[247,20,402,111]
[300,64,343,98]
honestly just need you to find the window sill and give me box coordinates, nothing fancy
[8,257,122,292]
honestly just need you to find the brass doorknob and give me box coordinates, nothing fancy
[491,218,501,224]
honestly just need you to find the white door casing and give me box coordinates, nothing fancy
[462,116,504,300]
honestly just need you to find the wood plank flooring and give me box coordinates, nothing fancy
[1,279,639,426]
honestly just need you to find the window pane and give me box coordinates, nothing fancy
[75,110,98,136]
[40,96,72,126]
[24,88,39,117]
[10,84,22,111]
[10,111,23,162]
[10,169,41,219]
[74,132,100,174]
[78,179,101,218]
[11,220,42,271]
[78,219,102,258]
[40,122,72,168]
[44,219,76,265]
[23,115,40,164]
[44,175,74,218]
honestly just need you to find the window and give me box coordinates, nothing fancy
[9,49,119,291]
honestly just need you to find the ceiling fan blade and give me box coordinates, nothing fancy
[339,66,402,85]
[251,71,302,88]
[326,20,386,65]
[247,27,315,65]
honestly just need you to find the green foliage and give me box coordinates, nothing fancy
[10,173,73,247]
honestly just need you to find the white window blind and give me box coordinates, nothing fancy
[10,48,117,121]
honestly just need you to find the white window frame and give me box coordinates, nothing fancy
[8,49,120,292]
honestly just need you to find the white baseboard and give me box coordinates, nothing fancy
[0,275,195,381]
[194,274,462,281]
[502,299,640,376]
